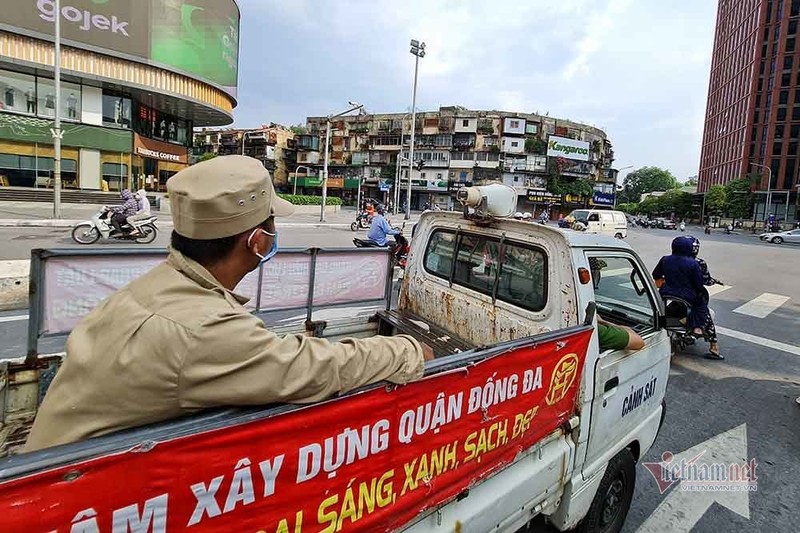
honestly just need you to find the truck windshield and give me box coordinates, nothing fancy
[570,210,590,223]
[424,230,547,311]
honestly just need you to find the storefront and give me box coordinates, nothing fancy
[523,190,561,218]
[132,133,189,192]
[0,113,131,190]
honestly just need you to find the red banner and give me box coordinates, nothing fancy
[1,329,591,532]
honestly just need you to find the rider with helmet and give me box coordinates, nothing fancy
[652,236,709,335]
[653,235,722,359]
[367,204,405,261]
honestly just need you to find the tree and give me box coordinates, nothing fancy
[705,185,727,214]
[724,178,754,219]
[290,125,307,135]
[620,167,679,203]
[684,176,698,187]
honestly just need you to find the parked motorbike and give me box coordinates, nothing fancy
[353,223,409,269]
[350,211,372,232]
[71,207,158,245]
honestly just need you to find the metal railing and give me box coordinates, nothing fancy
[25,247,394,362]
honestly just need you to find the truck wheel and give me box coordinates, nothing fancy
[576,448,635,533]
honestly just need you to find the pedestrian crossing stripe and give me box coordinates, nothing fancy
[733,293,790,319]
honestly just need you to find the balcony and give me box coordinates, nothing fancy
[296,134,320,151]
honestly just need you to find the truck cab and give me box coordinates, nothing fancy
[0,186,670,533]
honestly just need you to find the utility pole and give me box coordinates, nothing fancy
[320,102,363,222]
[407,40,426,220]
[52,0,63,219]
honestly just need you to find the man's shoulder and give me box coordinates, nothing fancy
[128,263,248,330]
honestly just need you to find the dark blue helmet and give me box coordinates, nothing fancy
[686,236,700,257]
[671,235,695,256]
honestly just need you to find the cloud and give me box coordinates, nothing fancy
[234,0,718,179]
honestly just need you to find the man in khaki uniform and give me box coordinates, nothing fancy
[26,156,429,451]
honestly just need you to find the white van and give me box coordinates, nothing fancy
[570,209,628,238]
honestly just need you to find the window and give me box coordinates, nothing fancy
[773,142,783,155]
[36,77,81,120]
[588,256,656,330]
[777,125,785,138]
[791,20,798,35]
[0,69,36,115]
[794,106,800,120]
[511,141,519,148]
[462,119,470,127]
[781,90,789,105]
[510,120,520,128]
[789,39,796,53]
[102,93,131,128]
[778,108,787,121]
[102,163,128,191]
[785,56,794,70]
[424,230,547,312]
[783,73,792,87]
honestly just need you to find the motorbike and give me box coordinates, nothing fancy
[71,206,158,245]
[353,223,409,269]
[661,280,722,355]
[350,211,372,231]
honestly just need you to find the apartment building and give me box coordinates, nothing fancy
[193,124,296,185]
[302,106,616,213]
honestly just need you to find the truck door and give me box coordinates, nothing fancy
[582,252,670,471]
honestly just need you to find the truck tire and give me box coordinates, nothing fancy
[575,448,636,533]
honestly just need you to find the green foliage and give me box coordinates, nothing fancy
[381,164,397,180]
[489,144,501,153]
[629,190,696,218]
[277,194,342,206]
[684,177,698,187]
[724,178,753,219]
[198,152,217,163]
[547,175,594,197]
[705,185,727,214]
[290,125,307,135]
[525,137,547,155]
[620,166,679,203]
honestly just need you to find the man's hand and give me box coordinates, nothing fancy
[420,342,435,361]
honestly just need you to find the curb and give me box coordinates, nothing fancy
[0,220,175,228]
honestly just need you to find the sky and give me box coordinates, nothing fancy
[234,0,718,183]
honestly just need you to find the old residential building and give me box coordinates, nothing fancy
[302,106,616,214]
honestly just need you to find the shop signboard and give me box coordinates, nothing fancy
[0,113,131,152]
[133,133,188,164]
[547,135,590,162]
[527,190,561,203]
[591,190,615,206]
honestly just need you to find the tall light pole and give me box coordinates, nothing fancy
[751,162,772,226]
[406,39,426,220]
[613,165,634,208]
[293,165,312,195]
[52,0,63,219]
[321,102,364,222]
[394,155,409,215]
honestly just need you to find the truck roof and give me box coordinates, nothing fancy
[416,212,634,251]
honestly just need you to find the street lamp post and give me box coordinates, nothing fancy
[613,165,634,208]
[293,165,312,195]
[406,39,426,220]
[320,102,364,222]
[750,162,772,227]
[394,155,409,215]
[52,0,63,219]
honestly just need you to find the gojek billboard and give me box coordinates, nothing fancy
[547,135,591,162]
[2,0,240,97]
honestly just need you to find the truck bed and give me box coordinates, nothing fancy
[375,309,477,356]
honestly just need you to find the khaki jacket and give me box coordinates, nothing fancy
[26,250,424,451]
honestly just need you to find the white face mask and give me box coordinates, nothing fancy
[247,228,278,264]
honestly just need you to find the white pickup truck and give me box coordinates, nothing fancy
[0,186,671,533]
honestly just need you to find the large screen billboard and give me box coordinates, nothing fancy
[1,0,240,97]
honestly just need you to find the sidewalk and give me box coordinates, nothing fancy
[0,202,422,228]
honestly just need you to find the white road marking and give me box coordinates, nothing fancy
[706,284,732,296]
[716,326,800,357]
[0,314,28,323]
[732,292,790,318]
